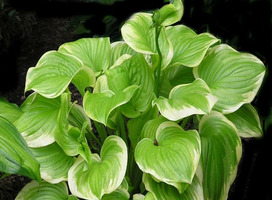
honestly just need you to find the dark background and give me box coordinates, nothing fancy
[0,0,271,199]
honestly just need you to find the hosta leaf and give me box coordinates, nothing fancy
[153,0,183,26]
[0,98,23,123]
[133,193,155,200]
[143,173,204,200]
[198,111,242,200]
[0,116,40,181]
[25,51,83,98]
[106,54,155,117]
[68,135,128,200]
[193,44,266,113]
[68,103,92,131]
[121,13,173,68]
[54,93,85,156]
[153,78,217,121]
[83,85,138,125]
[15,181,77,200]
[101,187,130,200]
[166,25,219,68]
[135,121,201,192]
[59,37,111,75]
[31,142,76,184]
[110,41,135,66]
[225,104,263,138]
[14,94,61,147]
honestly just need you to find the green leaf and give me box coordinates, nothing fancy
[0,98,23,123]
[193,44,266,113]
[121,13,173,68]
[68,103,92,131]
[14,94,61,147]
[0,116,41,181]
[25,51,83,98]
[54,93,85,156]
[83,85,138,125]
[105,54,155,117]
[110,41,135,66]
[166,25,219,68]
[59,37,111,75]
[143,173,204,200]
[71,66,96,96]
[153,0,183,26]
[153,78,217,121]
[68,135,128,200]
[15,181,77,200]
[135,121,201,192]
[31,142,76,183]
[225,104,263,138]
[101,188,130,200]
[198,111,242,200]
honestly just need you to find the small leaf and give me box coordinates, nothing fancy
[83,85,138,125]
[135,121,201,192]
[225,104,263,138]
[153,78,217,121]
[31,142,76,184]
[15,181,77,200]
[0,98,23,123]
[25,51,83,98]
[198,111,242,200]
[101,187,130,200]
[59,37,111,75]
[14,94,61,147]
[193,44,266,113]
[166,25,219,68]
[0,116,40,181]
[68,135,128,200]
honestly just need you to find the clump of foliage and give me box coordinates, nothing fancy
[0,0,266,199]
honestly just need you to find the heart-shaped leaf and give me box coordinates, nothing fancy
[14,93,61,147]
[0,98,23,123]
[166,25,219,68]
[25,51,83,98]
[31,142,75,183]
[59,37,111,75]
[225,104,263,138]
[135,121,201,192]
[143,173,204,200]
[15,181,77,200]
[0,116,41,181]
[153,78,217,121]
[198,111,242,200]
[193,44,266,113]
[68,135,128,200]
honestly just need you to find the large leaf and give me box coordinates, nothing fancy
[31,142,76,183]
[153,78,217,121]
[14,94,61,147]
[110,41,135,66]
[25,51,83,98]
[59,37,111,75]
[105,54,155,117]
[15,181,77,200]
[101,188,130,200]
[225,104,263,138]
[143,173,204,200]
[0,98,23,123]
[166,25,219,68]
[83,85,138,125]
[0,116,40,181]
[121,13,173,68]
[193,44,266,113]
[135,121,201,192]
[198,111,242,200]
[153,0,183,26]
[68,135,128,200]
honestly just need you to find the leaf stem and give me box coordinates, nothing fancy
[154,26,163,96]
[117,113,128,146]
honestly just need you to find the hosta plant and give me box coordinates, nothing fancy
[0,0,266,199]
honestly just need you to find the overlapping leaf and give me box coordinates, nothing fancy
[193,44,266,113]
[135,121,201,192]
[153,78,217,121]
[0,98,23,123]
[198,111,242,200]
[0,116,40,181]
[68,135,127,200]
